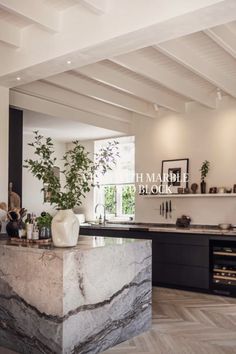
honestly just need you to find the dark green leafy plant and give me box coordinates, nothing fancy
[24,131,119,210]
[36,212,53,228]
[200,160,210,182]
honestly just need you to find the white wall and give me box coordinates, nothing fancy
[0,87,9,204]
[133,96,236,225]
[22,95,236,225]
[22,133,67,216]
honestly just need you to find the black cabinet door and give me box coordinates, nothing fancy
[153,262,209,289]
[152,240,209,267]
[152,239,209,289]
[150,232,208,246]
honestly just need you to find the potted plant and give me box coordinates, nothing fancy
[36,212,53,239]
[200,160,210,194]
[24,131,119,247]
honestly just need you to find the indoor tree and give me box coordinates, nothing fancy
[24,131,119,210]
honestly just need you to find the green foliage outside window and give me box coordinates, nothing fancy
[122,185,135,215]
[104,184,135,216]
[104,186,116,214]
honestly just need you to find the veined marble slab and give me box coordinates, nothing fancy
[0,236,152,354]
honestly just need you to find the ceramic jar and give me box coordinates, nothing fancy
[51,209,79,247]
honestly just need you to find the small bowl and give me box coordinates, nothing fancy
[218,187,225,194]
[218,223,232,230]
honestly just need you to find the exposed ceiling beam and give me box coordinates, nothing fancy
[205,24,236,59]
[112,52,216,109]
[10,90,130,134]
[15,81,132,123]
[155,39,236,98]
[79,0,107,15]
[45,72,159,118]
[1,0,236,87]
[77,62,186,113]
[0,0,60,33]
[0,20,21,48]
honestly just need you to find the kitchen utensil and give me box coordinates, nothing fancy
[169,200,172,218]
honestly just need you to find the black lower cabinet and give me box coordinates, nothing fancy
[153,262,209,289]
[152,239,209,290]
[81,227,236,295]
[152,241,209,267]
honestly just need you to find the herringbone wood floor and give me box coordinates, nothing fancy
[104,287,236,354]
[1,287,236,354]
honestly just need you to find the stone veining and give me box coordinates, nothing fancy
[0,236,152,354]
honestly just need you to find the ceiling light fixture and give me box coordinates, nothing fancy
[67,60,72,65]
[16,77,21,81]
[217,88,222,100]
[153,103,159,111]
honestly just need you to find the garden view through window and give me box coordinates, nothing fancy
[94,136,135,220]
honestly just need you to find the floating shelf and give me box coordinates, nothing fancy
[141,193,236,198]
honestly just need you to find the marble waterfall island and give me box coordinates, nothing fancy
[0,236,152,354]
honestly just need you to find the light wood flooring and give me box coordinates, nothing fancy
[104,287,236,354]
[1,287,236,354]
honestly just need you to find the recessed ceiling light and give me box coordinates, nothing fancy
[153,103,159,111]
[217,88,222,100]
[67,60,72,65]
[16,77,21,81]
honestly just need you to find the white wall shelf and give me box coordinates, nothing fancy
[140,193,236,198]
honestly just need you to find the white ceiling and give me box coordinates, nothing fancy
[23,110,122,142]
[1,0,236,139]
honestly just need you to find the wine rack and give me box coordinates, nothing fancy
[210,240,236,296]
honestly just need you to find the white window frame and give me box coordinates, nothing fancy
[94,183,135,221]
[94,136,135,221]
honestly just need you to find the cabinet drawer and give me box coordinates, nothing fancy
[153,263,209,289]
[152,241,209,267]
[150,232,208,246]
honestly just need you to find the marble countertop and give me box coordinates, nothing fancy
[148,226,236,236]
[80,223,236,236]
[0,235,144,254]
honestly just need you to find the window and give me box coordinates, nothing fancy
[94,136,135,221]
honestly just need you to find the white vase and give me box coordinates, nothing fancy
[51,209,80,247]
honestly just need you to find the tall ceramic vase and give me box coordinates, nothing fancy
[51,209,79,247]
[200,180,206,194]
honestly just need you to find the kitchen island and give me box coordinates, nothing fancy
[0,236,152,354]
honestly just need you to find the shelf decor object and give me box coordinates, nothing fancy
[200,160,210,194]
[161,158,189,194]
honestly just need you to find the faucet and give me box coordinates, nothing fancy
[95,203,106,225]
